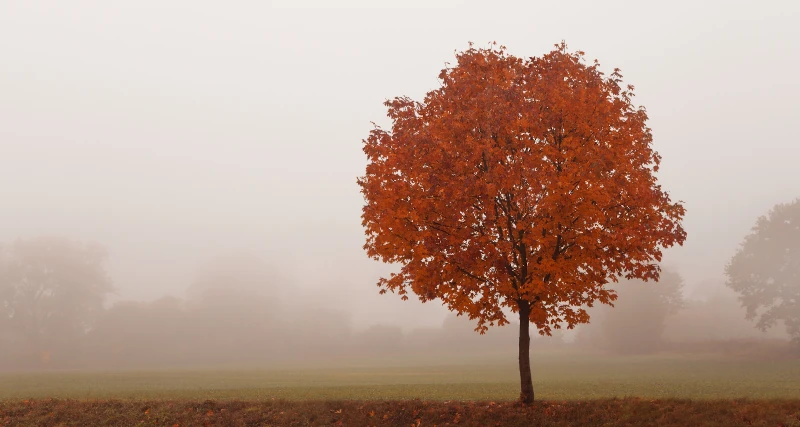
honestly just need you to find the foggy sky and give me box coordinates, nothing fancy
[1,0,798,331]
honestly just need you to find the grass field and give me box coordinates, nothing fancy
[2,353,799,401]
[2,354,799,425]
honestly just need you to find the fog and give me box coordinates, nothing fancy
[1,1,799,370]
[0,238,795,371]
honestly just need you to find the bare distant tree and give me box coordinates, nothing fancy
[725,199,800,345]
[0,236,113,366]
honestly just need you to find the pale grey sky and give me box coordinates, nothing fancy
[1,0,798,330]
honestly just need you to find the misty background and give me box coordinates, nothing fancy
[1,1,798,369]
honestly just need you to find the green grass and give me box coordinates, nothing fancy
[2,353,798,401]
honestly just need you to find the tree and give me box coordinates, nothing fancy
[725,198,800,345]
[0,236,113,367]
[578,268,684,354]
[88,296,197,369]
[352,324,405,357]
[184,253,278,364]
[357,42,686,403]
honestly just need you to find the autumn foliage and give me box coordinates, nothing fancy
[358,42,686,403]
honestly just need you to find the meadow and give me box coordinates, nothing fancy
[3,353,799,401]
[2,353,799,425]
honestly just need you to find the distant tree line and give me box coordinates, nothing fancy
[1,198,798,371]
[0,239,522,370]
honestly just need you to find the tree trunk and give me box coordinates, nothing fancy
[518,300,534,404]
